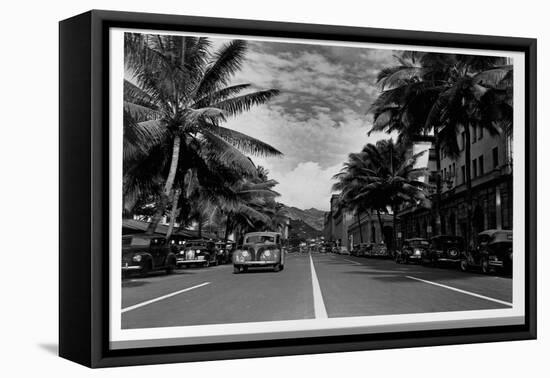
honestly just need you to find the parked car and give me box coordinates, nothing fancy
[176,239,219,268]
[122,234,177,277]
[395,238,429,264]
[358,243,373,257]
[215,241,231,264]
[371,243,389,258]
[425,235,465,266]
[233,232,285,273]
[339,246,350,255]
[460,230,513,274]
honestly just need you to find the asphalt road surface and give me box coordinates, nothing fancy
[121,252,513,329]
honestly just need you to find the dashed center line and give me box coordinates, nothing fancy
[122,282,211,313]
[406,276,512,307]
[309,254,328,319]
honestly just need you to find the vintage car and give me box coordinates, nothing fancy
[121,234,177,277]
[371,242,390,258]
[395,238,429,264]
[460,230,513,274]
[425,235,465,266]
[351,243,370,257]
[176,239,219,268]
[232,232,284,273]
[214,241,234,264]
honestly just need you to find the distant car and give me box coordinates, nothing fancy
[355,243,372,257]
[215,241,231,264]
[460,230,513,274]
[176,239,218,268]
[339,246,350,255]
[395,238,429,264]
[425,235,465,266]
[233,232,285,273]
[122,234,177,277]
[371,243,389,258]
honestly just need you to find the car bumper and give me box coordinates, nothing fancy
[234,260,279,266]
[436,257,461,263]
[176,258,207,265]
[488,260,504,267]
[121,264,142,271]
[408,255,422,260]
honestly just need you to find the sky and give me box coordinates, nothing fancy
[213,37,396,211]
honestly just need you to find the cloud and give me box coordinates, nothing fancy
[271,161,342,211]
[214,37,396,210]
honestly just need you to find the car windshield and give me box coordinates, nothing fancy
[187,242,207,248]
[409,240,429,247]
[433,237,464,248]
[245,235,276,244]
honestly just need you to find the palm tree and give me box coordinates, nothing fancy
[123,33,282,234]
[333,139,431,249]
[369,52,512,244]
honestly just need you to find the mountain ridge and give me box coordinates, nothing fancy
[281,204,326,231]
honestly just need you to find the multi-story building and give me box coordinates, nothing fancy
[323,194,355,249]
[346,211,394,249]
[397,125,513,245]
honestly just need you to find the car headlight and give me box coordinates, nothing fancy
[132,255,142,262]
[241,250,249,257]
[264,250,271,257]
[413,248,421,255]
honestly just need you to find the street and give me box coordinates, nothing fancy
[121,252,512,329]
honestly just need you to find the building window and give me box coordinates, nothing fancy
[479,155,484,176]
[472,125,477,143]
[472,158,477,178]
[443,168,447,180]
[493,147,499,168]
[478,126,483,140]
[371,225,376,243]
[461,165,466,184]
[461,132,466,151]
[452,163,456,176]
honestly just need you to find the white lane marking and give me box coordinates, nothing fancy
[343,258,362,266]
[405,276,512,307]
[309,254,328,319]
[122,282,211,313]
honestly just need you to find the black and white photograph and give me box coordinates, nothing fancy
[110,27,525,349]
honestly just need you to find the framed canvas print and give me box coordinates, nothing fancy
[59,10,537,368]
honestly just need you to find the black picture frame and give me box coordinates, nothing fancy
[59,9,537,368]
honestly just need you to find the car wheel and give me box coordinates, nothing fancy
[166,259,176,275]
[481,258,490,274]
[140,261,151,277]
[204,260,210,268]
[242,266,249,273]
[233,265,241,274]
[273,264,281,272]
[459,259,468,272]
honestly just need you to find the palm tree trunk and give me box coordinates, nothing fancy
[434,132,442,235]
[165,189,181,239]
[392,205,398,253]
[224,213,232,242]
[376,209,385,244]
[356,212,364,243]
[464,124,474,248]
[146,135,181,234]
